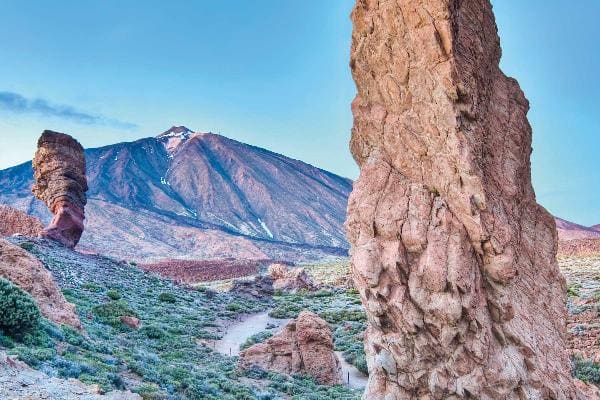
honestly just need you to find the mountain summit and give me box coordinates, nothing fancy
[0,128,352,261]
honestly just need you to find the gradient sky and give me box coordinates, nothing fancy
[0,1,598,225]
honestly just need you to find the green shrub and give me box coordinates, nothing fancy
[158,292,176,303]
[19,242,34,251]
[82,283,103,293]
[240,331,273,350]
[573,357,600,383]
[92,301,137,328]
[107,290,122,300]
[0,278,41,335]
[141,325,165,339]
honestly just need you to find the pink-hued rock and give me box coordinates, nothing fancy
[0,205,44,237]
[268,263,317,293]
[120,316,141,329]
[32,131,87,248]
[0,239,81,329]
[347,0,582,398]
[238,311,340,385]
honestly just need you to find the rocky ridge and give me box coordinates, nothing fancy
[0,238,80,329]
[0,204,43,237]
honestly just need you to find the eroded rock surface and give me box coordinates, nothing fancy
[32,130,87,248]
[238,311,340,385]
[268,263,318,293]
[0,239,81,329]
[347,0,580,398]
[0,204,44,237]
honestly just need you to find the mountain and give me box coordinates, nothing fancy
[0,126,352,262]
[555,217,600,241]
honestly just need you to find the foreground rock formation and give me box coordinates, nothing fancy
[268,263,318,293]
[0,350,141,399]
[0,204,43,237]
[0,239,80,328]
[238,311,340,385]
[32,130,87,248]
[347,0,581,398]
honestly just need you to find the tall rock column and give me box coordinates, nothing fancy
[346,0,579,398]
[32,131,87,248]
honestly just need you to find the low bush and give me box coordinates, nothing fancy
[107,290,122,300]
[158,292,176,303]
[240,331,273,350]
[573,357,600,384]
[0,278,41,335]
[92,301,137,328]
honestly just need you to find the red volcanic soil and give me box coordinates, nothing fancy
[140,258,279,283]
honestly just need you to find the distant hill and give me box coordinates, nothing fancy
[0,126,352,262]
[555,217,600,241]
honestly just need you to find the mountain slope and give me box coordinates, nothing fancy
[555,217,600,241]
[0,127,352,261]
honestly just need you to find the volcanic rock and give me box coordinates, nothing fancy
[268,263,317,293]
[120,316,141,329]
[230,275,274,300]
[238,311,340,385]
[0,204,43,237]
[0,239,80,328]
[32,130,87,248]
[347,0,580,398]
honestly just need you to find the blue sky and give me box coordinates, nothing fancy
[0,1,598,225]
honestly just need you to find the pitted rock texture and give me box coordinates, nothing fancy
[32,130,87,248]
[238,311,341,385]
[0,239,81,329]
[268,263,318,293]
[0,204,43,237]
[347,0,580,398]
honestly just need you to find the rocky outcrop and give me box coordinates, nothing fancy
[0,239,81,329]
[238,311,340,385]
[347,0,580,398]
[32,130,87,248]
[230,275,274,300]
[0,204,43,237]
[268,263,317,293]
[0,350,141,399]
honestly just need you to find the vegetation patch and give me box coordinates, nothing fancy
[0,278,41,336]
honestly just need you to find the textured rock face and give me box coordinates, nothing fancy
[268,263,318,293]
[0,239,80,329]
[32,130,87,248]
[0,204,44,237]
[238,311,340,385]
[347,0,579,398]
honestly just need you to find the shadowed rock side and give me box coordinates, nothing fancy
[32,130,88,248]
[0,239,80,329]
[347,0,581,398]
[0,204,43,237]
[238,311,341,386]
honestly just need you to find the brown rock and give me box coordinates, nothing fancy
[238,311,340,385]
[0,205,44,237]
[0,239,81,329]
[120,316,140,329]
[32,130,87,248]
[347,0,580,398]
[268,263,317,293]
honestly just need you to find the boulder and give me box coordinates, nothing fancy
[32,130,88,248]
[0,239,81,329]
[268,263,317,293]
[0,205,44,237]
[238,311,340,385]
[230,275,274,300]
[120,316,141,329]
[347,0,581,397]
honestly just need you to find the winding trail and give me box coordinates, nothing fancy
[215,310,368,389]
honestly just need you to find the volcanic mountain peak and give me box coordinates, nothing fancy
[157,125,206,152]
[157,125,194,138]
